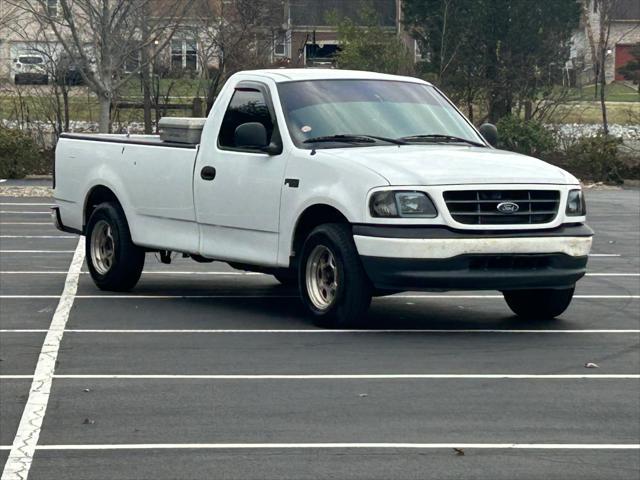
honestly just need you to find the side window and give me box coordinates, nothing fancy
[218,88,274,149]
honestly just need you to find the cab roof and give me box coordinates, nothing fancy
[237,68,431,85]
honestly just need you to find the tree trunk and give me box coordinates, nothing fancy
[98,95,111,133]
[141,3,152,134]
[599,57,609,135]
[62,87,70,132]
[142,65,152,134]
[488,88,512,123]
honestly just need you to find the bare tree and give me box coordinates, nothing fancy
[583,0,617,134]
[583,0,639,134]
[189,0,283,114]
[10,0,193,132]
[0,0,21,27]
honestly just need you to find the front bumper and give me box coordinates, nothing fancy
[15,72,48,84]
[353,224,592,291]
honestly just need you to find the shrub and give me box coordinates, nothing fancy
[566,134,624,184]
[0,127,43,179]
[496,116,556,157]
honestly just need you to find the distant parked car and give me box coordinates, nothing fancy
[13,54,48,85]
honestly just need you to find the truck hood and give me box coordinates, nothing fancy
[322,145,577,186]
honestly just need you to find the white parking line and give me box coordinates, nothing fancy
[0,236,75,239]
[0,211,50,215]
[51,374,640,379]
[0,271,264,275]
[2,329,639,334]
[1,374,638,380]
[0,222,52,225]
[1,238,85,480]
[0,295,299,299]
[0,271,638,277]
[0,203,52,207]
[586,273,640,276]
[0,250,75,253]
[392,295,640,299]
[589,254,622,257]
[23,443,640,451]
[1,294,639,299]
[0,203,52,206]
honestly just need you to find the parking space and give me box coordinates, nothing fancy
[1,189,639,479]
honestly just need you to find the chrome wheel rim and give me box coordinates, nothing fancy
[90,220,115,275]
[305,245,338,310]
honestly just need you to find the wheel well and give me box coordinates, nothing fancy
[291,204,349,260]
[84,186,121,231]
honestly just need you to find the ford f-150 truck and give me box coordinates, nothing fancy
[53,69,593,327]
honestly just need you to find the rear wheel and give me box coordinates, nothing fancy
[503,287,575,319]
[86,202,144,291]
[299,224,372,328]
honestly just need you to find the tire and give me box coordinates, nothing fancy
[85,202,145,291]
[503,287,575,319]
[299,223,372,328]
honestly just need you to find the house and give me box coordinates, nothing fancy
[570,0,640,86]
[0,0,420,84]
[268,0,421,67]
[0,0,219,83]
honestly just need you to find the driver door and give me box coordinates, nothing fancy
[194,81,287,266]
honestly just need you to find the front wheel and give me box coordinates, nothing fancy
[503,287,575,319]
[86,202,145,291]
[299,224,372,328]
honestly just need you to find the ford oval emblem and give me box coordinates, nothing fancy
[497,202,519,214]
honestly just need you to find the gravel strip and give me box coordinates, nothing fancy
[0,186,53,197]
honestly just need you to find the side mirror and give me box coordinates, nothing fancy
[234,122,282,155]
[478,123,498,147]
[235,122,267,149]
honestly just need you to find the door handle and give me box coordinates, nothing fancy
[200,166,216,181]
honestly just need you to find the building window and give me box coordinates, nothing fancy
[273,31,287,57]
[171,39,198,72]
[47,0,58,17]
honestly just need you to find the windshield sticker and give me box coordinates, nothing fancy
[301,125,312,133]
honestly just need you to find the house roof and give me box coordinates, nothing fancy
[289,0,397,28]
[612,0,640,21]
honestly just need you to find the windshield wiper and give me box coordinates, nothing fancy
[399,134,486,148]
[303,134,407,146]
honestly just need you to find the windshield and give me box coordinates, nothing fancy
[277,79,485,149]
[18,56,43,65]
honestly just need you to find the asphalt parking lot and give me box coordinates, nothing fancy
[1,188,639,480]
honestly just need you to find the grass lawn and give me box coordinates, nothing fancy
[568,82,639,102]
[0,92,194,124]
[549,102,639,124]
[1,79,638,126]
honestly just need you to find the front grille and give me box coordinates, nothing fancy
[443,190,560,225]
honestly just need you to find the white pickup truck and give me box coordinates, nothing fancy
[53,69,592,327]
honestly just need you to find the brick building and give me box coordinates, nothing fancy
[570,0,640,86]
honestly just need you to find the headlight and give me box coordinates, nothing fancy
[370,191,437,218]
[566,189,586,216]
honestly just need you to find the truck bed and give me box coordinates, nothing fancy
[55,133,201,253]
